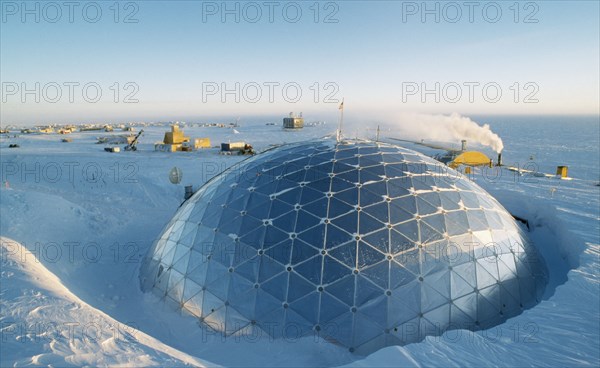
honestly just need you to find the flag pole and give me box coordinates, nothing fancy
[337,98,344,142]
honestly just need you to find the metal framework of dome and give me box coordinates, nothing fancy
[140,139,547,354]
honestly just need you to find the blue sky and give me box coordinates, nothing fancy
[1,1,599,125]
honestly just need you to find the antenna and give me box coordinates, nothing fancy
[336,99,345,142]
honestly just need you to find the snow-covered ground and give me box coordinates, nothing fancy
[1,117,598,367]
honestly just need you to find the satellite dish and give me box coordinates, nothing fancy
[169,167,183,184]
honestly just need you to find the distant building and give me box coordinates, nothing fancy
[283,112,304,129]
[38,126,54,134]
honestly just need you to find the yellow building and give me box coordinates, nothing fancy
[556,166,568,178]
[449,151,492,169]
[194,138,211,149]
[163,125,190,144]
[155,125,210,152]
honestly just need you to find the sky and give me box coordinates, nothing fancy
[1,0,599,125]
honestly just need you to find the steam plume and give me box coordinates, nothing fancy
[378,113,504,153]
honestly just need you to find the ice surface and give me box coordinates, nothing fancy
[1,117,598,366]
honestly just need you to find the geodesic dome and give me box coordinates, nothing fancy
[140,139,547,354]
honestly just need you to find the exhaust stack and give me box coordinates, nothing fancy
[184,185,194,201]
[461,140,467,151]
[497,152,503,166]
